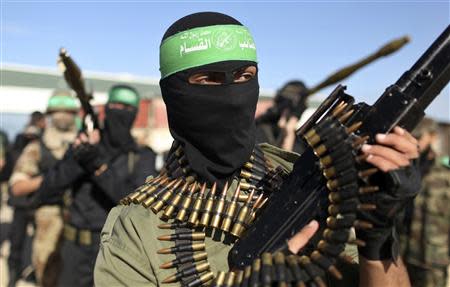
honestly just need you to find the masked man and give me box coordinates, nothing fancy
[95,13,419,287]
[9,92,78,286]
[23,85,157,286]
[256,80,309,153]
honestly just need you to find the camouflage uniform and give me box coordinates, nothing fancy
[9,126,77,284]
[403,158,450,287]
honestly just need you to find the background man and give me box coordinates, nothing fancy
[32,84,157,286]
[9,92,79,286]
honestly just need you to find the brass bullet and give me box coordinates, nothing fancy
[310,251,343,280]
[319,155,333,168]
[211,182,229,228]
[240,170,264,182]
[358,168,378,178]
[157,232,205,241]
[304,128,317,142]
[359,185,379,194]
[157,222,189,229]
[131,176,168,203]
[239,181,256,192]
[323,166,337,179]
[224,272,236,287]
[221,184,241,232]
[249,258,261,287]
[248,193,264,224]
[243,162,266,174]
[199,182,217,226]
[274,252,288,286]
[215,271,226,286]
[150,178,183,213]
[352,135,369,148]
[313,144,327,157]
[188,182,207,225]
[176,182,197,221]
[261,252,273,286]
[299,256,326,287]
[242,265,251,287]
[159,251,208,269]
[162,261,210,283]
[338,109,354,124]
[286,255,306,287]
[237,194,259,202]
[230,189,255,237]
[186,271,214,287]
[232,270,243,287]
[331,101,348,117]
[162,181,190,218]
[142,178,176,207]
[346,121,362,134]
[157,242,205,254]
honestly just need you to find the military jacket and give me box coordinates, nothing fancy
[94,143,359,287]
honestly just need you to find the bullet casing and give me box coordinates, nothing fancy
[230,205,249,237]
[199,197,214,226]
[186,271,214,287]
[210,199,226,228]
[221,201,237,232]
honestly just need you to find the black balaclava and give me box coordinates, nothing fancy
[160,12,259,184]
[103,105,137,152]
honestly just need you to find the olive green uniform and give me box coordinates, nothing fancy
[94,144,359,286]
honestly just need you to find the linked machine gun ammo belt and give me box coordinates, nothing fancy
[223,25,450,287]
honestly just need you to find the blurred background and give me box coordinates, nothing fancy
[0,1,449,287]
[1,1,449,153]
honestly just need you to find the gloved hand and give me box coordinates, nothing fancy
[356,126,420,260]
[356,163,421,260]
[72,130,102,173]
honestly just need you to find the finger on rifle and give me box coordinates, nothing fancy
[288,220,319,254]
[374,133,419,159]
[394,126,418,145]
[362,144,410,168]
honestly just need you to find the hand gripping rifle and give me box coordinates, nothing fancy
[224,25,450,286]
[57,48,99,132]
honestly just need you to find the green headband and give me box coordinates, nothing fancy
[108,87,140,108]
[47,94,79,112]
[160,24,257,79]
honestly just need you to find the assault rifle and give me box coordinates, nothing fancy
[230,24,450,270]
[57,48,99,131]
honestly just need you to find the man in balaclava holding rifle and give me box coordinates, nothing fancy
[95,12,420,287]
[21,85,157,286]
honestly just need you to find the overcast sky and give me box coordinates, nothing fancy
[2,1,449,121]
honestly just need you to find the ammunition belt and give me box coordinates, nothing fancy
[121,144,284,238]
[120,99,383,287]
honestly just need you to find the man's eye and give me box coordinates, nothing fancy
[234,72,254,83]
